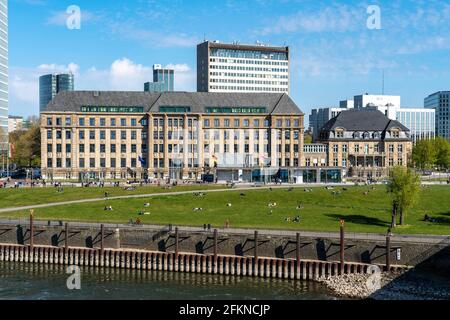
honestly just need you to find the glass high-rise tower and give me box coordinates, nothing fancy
[39,73,74,112]
[0,0,8,159]
[144,65,174,93]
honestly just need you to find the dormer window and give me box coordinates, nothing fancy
[336,130,344,138]
[391,130,400,138]
[363,132,370,139]
[353,132,362,139]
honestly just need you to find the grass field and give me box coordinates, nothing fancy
[0,184,224,208]
[1,185,449,235]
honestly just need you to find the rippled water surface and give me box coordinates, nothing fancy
[0,262,338,300]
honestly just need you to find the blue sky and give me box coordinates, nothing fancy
[8,0,450,118]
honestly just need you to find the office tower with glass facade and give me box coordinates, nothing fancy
[197,41,290,94]
[39,73,74,112]
[0,0,7,159]
[425,91,450,141]
[144,65,174,93]
[395,108,435,142]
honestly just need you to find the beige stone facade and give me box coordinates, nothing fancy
[40,92,305,182]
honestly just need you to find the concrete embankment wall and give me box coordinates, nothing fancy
[0,223,443,266]
[0,244,398,280]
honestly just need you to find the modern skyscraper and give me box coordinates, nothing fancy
[425,91,450,141]
[0,0,8,159]
[39,73,74,112]
[197,41,290,95]
[144,64,174,93]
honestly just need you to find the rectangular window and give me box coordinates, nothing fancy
[78,118,85,126]
[79,158,85,168]
[214,119,220,127]
[204,119,210,127]
[131,130,137,140]
[111,158,116,168]
[243,119,249,127]
[121,158,126,168]
[89,130,95,139]
[90,158,95,168]
[65,144,71,153]
[56,144,62,153]
[90,144,95,153]
[100,158,106,168]
[56,131,62,139]
[66,131,72,140]
[66,158,71,168]
[56,118,62,126]
[56,158,62,168]
[100,144,106,153]
[111,131,116,140]
[47,144,52,153]
[89,118,95,126]
[79,144,85,153]
[47,118,53,126]
[100,131,106,140]
[100,118,106,126]
[224,119,230,127]
[234,119,240,127]
[342,144,348,153]
[131,144,137,153]
[121,144,127,153]
[47,130,52,139]
[111,118,116,126]
[121,131,127,140]
[131,118,137,126]
[121,118,127,126]
[253,119,260,127]
[79,130,85,140]
[354,145,360,153]
[47,158,53,167]
[111,144,116,153]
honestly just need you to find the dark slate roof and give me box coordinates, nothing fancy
[44,91,303,115]
[321,109,410,132]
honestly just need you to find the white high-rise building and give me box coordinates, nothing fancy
[310,93,435,143]
[0,0,7,159]
[197,41,290,95]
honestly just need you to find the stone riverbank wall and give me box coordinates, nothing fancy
[0,222,445,279]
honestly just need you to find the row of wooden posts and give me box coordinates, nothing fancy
[27,211,394,271]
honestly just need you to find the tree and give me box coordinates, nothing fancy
[9,123,41,167]
[411,139,436,170]
[387,166,421,226]
[433,137,450,170]
[304,131,313,144]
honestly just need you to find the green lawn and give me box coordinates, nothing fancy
[0,184,224,208]
[2,185,449,235]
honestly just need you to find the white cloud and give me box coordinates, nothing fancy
[9,59,196,116]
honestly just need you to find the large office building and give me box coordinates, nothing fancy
[144,64,174,93]
[39,73,74,112]
[0,0,7,159]
[40,91,318,182]
[197,41,290,95]
[316,109,412,179]
[425,91,450,141]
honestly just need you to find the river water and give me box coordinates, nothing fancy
[0,262,338,300]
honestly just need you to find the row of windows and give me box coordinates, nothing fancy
[48,158,144,169]
[210,86,288,92]
[210,65,288,73]
[210,68,289,79]
[48,143,147,154]
[210,58,288,66]
[47,130,146,140]
[330,144,404,154]
[46,117,147,127]
[210,78,289,86]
